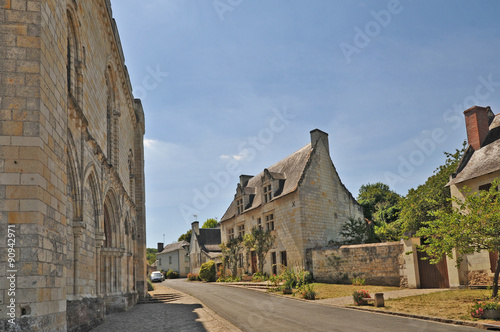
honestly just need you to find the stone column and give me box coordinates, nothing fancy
[73,221,86,296]
[95,233,105,295]
[402,238,421,288]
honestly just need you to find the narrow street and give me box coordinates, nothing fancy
[164,279,481,332]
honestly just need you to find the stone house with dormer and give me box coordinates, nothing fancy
[220,129,364,276]
[445,105,500,287]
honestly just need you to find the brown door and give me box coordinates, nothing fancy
[271,252,277,276]
[490,251,499,273]
[417,250,449,288]
[251,251,257,274]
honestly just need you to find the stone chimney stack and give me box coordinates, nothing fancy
[157,242,164,253]
[239,175,252,187]
[310,129,329,155]
[464,106,493,150]
[191,221,200,236]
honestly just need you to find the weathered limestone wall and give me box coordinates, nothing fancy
[308,242,405,286]
[0,1,146,331]
[299,138,364,249]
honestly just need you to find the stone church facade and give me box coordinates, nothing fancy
[220,129,363,276]
[0,1,147,331]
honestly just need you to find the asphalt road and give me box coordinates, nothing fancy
[164,279,481,332]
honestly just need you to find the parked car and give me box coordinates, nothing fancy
[150,271,164,282]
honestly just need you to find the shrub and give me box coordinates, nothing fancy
[296,284,316,300]
[353,290,371,305]
[147,279,154,291]
[351,277,365,286]
[470,301,498,318]
[296,269,313,287]
[166,269,179,279]
[187,273,198,281]
[199,260,216,282]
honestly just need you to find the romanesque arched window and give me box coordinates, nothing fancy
[103,202,112,248]
[105,67,120,167]
[67,11,82,103]
[128,149,135,201]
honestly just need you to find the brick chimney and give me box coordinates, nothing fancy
[157,242,164,253]
[464,106,492,150]
[310,129,329,155]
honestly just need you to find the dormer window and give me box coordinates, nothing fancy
[236,198,243,214]
[264,184,272,203]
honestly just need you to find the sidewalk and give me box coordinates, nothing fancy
[90,284,240,332]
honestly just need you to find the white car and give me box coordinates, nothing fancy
[150,271,164,282]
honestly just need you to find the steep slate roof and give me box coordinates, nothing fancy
[159,241,189,254]
[448,113,500,185]
[221,143,313,221]
[197,228,221,253]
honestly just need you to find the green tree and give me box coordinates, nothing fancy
[244,227,276,274]
[398,143,466,236]
[146,248,158,265]
[202,218,218,229]
[339,218,374,244]
[220,237,243,277]
[178,229,192,243]
[357,182,401,223]
[417,179,500,298]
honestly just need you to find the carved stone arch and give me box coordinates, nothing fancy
[66,7,83,106]
[83,170,100,234]
[103,188,121,248]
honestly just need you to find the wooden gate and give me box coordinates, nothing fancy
[251,251,257,274]
[417,250,449,288]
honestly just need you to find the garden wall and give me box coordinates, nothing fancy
[306,242,406,286]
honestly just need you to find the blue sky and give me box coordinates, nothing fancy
[111,1,500,248]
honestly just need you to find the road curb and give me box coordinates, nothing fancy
[215,282,495,330]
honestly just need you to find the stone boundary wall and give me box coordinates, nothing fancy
[307,242,406,286]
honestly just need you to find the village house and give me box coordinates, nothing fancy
[157,241,190,277]
[446,105,500,287]
[0,1,147,331]
[220,129,364,276]
[189,221,222,274]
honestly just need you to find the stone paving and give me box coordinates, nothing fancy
[90,284,240,332]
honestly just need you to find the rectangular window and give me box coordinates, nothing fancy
[265,214,274,231]
[236,198,243,214]
[228,228,234,240]
[169,256,172,264]
[185,267,190,274]
[257,218,262,230]
[264,184,272,203]
[185,254,189,263]
[271,252,277,275]
[238,224,245,238]
[281,251,287,267]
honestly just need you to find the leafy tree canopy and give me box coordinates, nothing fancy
[146,248,158,266]
[417,178,500,297]
[202,218,218,229]
[357,182,401,223]
[178,229,192,243]
[398,143,466,236]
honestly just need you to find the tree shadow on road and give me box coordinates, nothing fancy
[91,302,209,332]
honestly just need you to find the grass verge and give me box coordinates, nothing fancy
[312,283,400,299]
[362,288,497,323]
